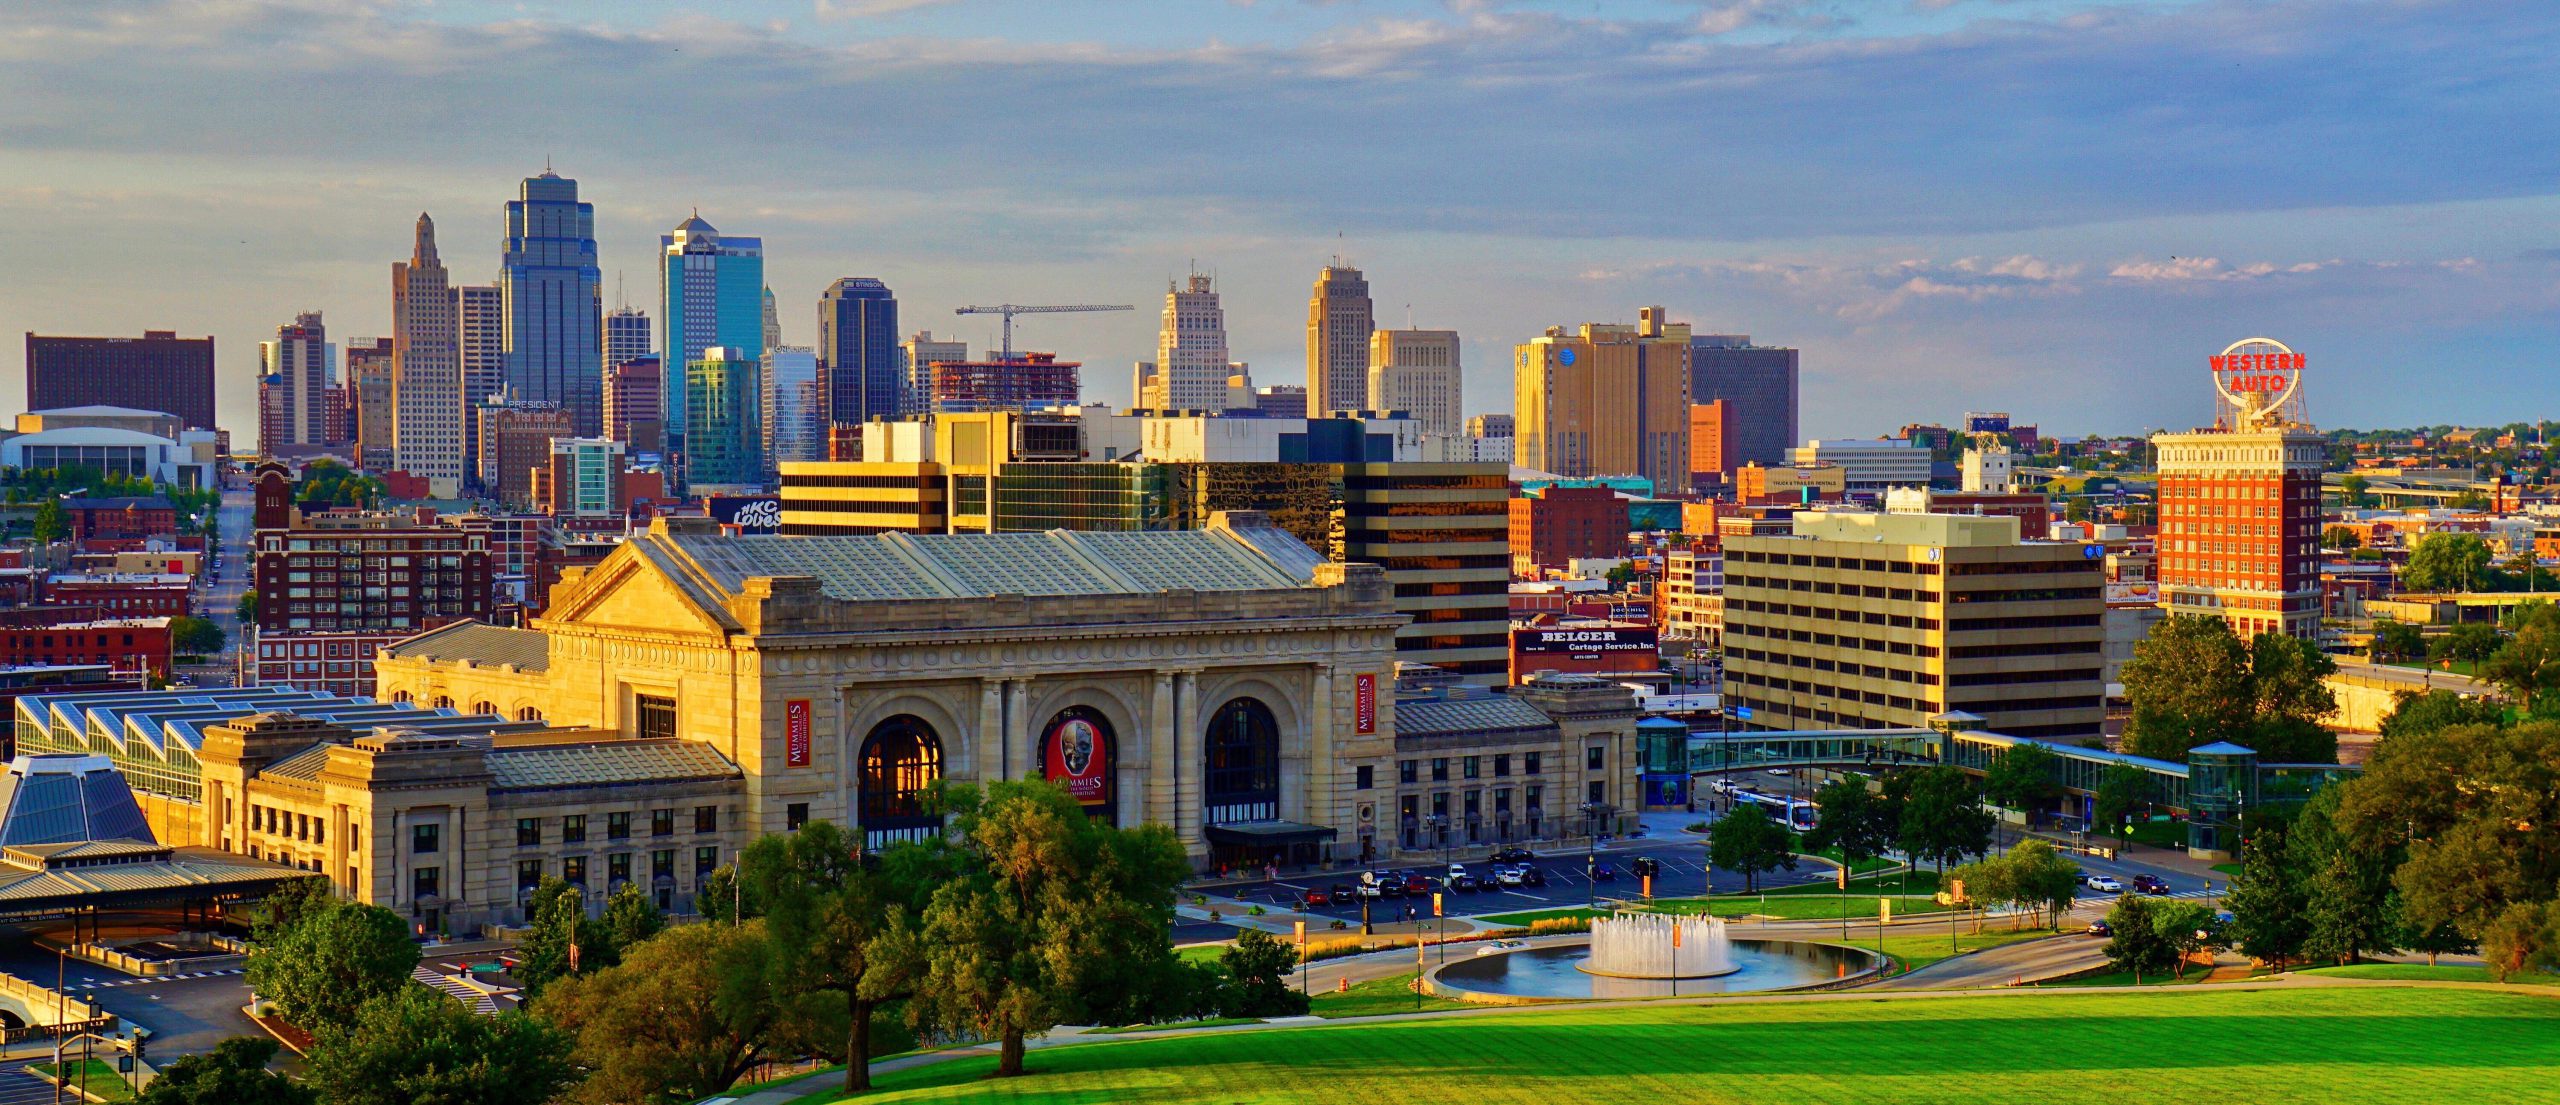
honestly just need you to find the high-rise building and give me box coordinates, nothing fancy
[2153,338,2323,640]
[901,331,967,417]
[1141,273,1229,411]
[457,284,504,483]
[23,331,216,431]
[930,353,1080,414]
[603,304,652,370]
[1722,510,2106,740]
[685,347,763,489]
[500,171,604,436]
[1690,335,1798,474]
[345,337,396,470]
[478,401,576,510]
[544,437,628,518]
[1367,329,1462,441]
[816,278,899,430]
[392,213,464,495]
[1789,438,1931,495]
[257,311,332,453]
[605,357,664,456]
[1306,265,1374,415]
[762,346,824,471]
[1513,307,1692,495]
[660,214,765,450]
[762,285,782,351]
[1689,400,1729,487]
[1467,414,1515,465]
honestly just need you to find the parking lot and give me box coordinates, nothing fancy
[1218,839,1846,922]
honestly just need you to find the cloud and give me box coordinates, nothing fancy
[811,0,960,19]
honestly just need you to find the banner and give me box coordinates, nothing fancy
[1354,673,1378,734]
[1042,710,1113,805]
[785,699,812,768]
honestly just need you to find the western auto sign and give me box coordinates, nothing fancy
[2211,337,2302,426]
[1514,627,1659,660]
[1041,709,1113,805]
[1354,673,1378,734]
[785,700,812,767]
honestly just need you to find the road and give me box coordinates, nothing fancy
[0,944,260,1062]
[183,483,254,688]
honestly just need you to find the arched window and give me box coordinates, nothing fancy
[858,715,944,849]
[391,690,414,704]
[1204,698,1280,824]
[516,706,543,722]
[431,695,454,710]
[471,701,497,716]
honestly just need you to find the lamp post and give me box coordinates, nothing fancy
[1580,801,1614,911]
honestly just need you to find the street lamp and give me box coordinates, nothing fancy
[1579,801,1614,910]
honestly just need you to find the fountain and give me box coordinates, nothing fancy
[1578,912,1737,979]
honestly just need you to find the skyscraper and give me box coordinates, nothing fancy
[500,170,604,436]
[2153,338,2324,641]
[603,304,652,371]
[1142,273,1229,411]
[458,284,504,484]
[1366,328,1462,442]
[901,331,967,417]
[258,311,332,453]
[1689,334,1799,474]
[604,357,664,456]
[345,338,396,470]
[659,213,765,449]
[392,214,463,494]
[1306,264,1374,415]
[685,347,763,488]
[816,278,898,429]
[762,345,823,472]
[762,286,782,351]
[1514,307,1692,495]
[23,330,216,430]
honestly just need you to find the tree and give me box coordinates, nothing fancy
[2148,899,2219,980]
[1895,766,1994,872]
[305,984,580,1105]
[911,779,1190,1078]
[600,881,665,951]
[244,901,419,1032]
[2379,689,2505,739]
[2121,616,2337,762]
[2336,720,2560,958]
[1980,743,2062,822]
[738,820,925,1095]
[2482,603,2560,716]
[29,499,67,545]
[2429,622,2503,668]
[2301,850,2393,967]
[2102,896,2178,984]
[2340,474,2371,509]
[2366,619,2424,664]
[2222,825,2309,970]
[2480,899,2560,983]
[2321,526,2362,551]
[247,876,338,943]
[1799,777,1893,871]
[1706,801,1797,892]
[2403,532,2495,593]
[1217,930,1310,1018]
[135,1037,314,1105]
[514,878,620,997]
[235,590,259,623]
[2090,764,2152,847]
[538,920,829,1105]
[2004,840,2081,929]
[169,615,225,656]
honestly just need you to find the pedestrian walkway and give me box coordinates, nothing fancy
[72,966,244,990]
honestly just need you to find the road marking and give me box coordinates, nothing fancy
[74,967,245,990]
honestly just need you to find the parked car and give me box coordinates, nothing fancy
[1592,862,1619,881]
[1299,887,1332,908]
[1452,874,1481,892]
[1446,863,1469,881]
[1402,874,1432,896]
[2132,874,2171,896]
[1496,866,1526,888]
[2086,920,2113,937]
[1349,881,1380,900]
[1519,867,1548,888]
[1474,939,1527,957]
[1493,847,1537,863]
[2086,875,2123,893]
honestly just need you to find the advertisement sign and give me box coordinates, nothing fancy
[707,495,783,534]
[1512,627,1660,660]
[2106,582,2162,605]
[785,700,812,768]
[1041,709,1113,805]
[1354,673,1377,734]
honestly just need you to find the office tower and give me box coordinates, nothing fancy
[545,437,628,518]
[1722,511,2105,739]
[500,170,604,436]
[901,331,967,416]
[603,304,652,370]
[816,278,898,429]
[457,283,504,484]
[762,346,824,470]
[1367,328,1461,439]
[1513,307,1692,495]
[391,213,464,494]
[1689,400,1729,487]
[345,338,396,469]
[257,311,332,452]
[604,357,664,456]
[762,286,781,351]
[1789,438,1931,495]
[23,330,216,430]
[1306,264,1374,415]
[1467,413,1515,464]
[477,401,575,510]
[661,214,765,448]
[2154,340,2323,641]
[1689,334,1799,474]
[685,347,763,488]
[1139,273,1228,411]
[929,353,1080,414]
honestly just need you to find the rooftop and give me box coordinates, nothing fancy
[1394,694,1557,738]
[383,622,551,672]
[650,522,1320,604]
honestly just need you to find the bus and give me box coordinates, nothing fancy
[1734,789,1820,831]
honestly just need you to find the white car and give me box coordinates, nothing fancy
[1474,939,1527,957]
[2085,875,2123,893]
[1496,867,1526,888]
[1445,863,1468,881]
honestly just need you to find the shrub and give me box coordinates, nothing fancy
[1527,916,1594,936]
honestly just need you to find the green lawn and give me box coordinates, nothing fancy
[2299,963,2560,987]
[1088,1017,1266,1034]
[1176,944,1227,965]
[2045,968,2210,988]
[816,987,2560,1103]
[30,1059,134,1101]
[1308,972,1471,1019]
[1876,927,2061,971]
[1481,893,1951,928]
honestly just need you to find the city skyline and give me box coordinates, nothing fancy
[5,1,2560,449]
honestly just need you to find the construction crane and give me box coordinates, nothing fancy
[953,303,1134,360]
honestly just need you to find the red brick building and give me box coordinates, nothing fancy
[1508,485,1630,577]
[62,497,180,541]
[0,615,172,677]
[1905,491,2052,537]
[39,574,192,617]
[246,463,496,692]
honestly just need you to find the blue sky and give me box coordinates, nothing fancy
[3,0,2557,445]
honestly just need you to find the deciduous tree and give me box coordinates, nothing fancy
[1706,801,1796,892]
[2147,899,2219,980]
[1895,766,1994,872]
[2121,616,2337,762]
[738,820,924,1094]
[2223,826,2308,970]
[305,984,579,1105]
[2102,896,2177,984]
[1980,743,2062,821]
[2379,689,2505,740]
[134,1037,313,1105]
[244,900,418,1032]
[2402,532,2494,593]
[515,878,619,997]
[538,920,828,1105]
[2366,619,2424,663]
[1800,777,1893,870]
[2090,764,2152,846]
[1217,930,1310,1018]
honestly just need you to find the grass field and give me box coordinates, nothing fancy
[2299,963,2560,987]
[1874,927,2060,971]
[1308,972,1471,1018]
[29,1059,134,1102]
[2046,969,2210,988]
[1480,890,1951,928]
[817,987,2560,1103]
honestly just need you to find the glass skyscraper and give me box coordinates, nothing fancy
[685,347,763,488]
[500,171,604,436]
[761,345,824,473]
[817,277,899,430]
[1690,335,1800,471]
[660,213,765,452]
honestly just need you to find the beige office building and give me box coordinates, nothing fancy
[1368,329,1463,444]
[1306,265,1375,416]
[392,213,465,496]
[1514,308,1692,496]
[1721,511,2105,740]
[1137,273,1231,411]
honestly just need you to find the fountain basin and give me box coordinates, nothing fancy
[1428,938,1884,1004]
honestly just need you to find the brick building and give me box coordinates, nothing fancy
[1508,485,1628,577]
[0,616,171,677]
[62,497,181,542]
[23,331,217,430]
[245,463,496,695]
[40,574,192,618]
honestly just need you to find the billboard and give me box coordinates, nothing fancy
[707,495,782,533]
[1354,673,1377,734]
[1513,627,1659,659]
[1041,708,1114,807]
[785,699,812,767]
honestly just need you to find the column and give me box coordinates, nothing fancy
[974,678,1004,787]
[1147,672,1176,828]
[1003,678,1034,784]
[1305,666,1334,848]
[1174,670,1203,847]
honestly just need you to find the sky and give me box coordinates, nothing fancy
[4,0,2558,449]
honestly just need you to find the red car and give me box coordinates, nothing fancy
[1298,888,1332,908]
[1402,874,1432,896]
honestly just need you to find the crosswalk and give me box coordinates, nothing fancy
[72,966,245,991]
[0,1060,69,1105]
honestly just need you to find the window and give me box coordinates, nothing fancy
[1398,760,1417,785]
[563,815,587,844]
[1202,699,1280,826]
[787,803,810,832]
[608,812,632,840]
[608,852,632,886]
[1494,754,1511,778]
[1431,758,1449,782]
[563,856,588,886]
[1463,756,1480,780]
[695,846,720,878]
[516,859,542,889]
[412,823,439,855]
[651,809,675,837]
[413,866,439,900]
[1588,780,1606,806]
[516,818,540,847]
[695,805,718,833]
[635,693,677,742]
[1525,751,1542,775]
[1586,746,1605,771]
